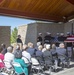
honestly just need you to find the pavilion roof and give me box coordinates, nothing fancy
[0,0,74,22]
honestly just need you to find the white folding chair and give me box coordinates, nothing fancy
[58,55,70,68]
[0,60,15,75]
[31,57,44,75]
[12,62,25,75]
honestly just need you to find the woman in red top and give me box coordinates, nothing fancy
[0,47,5,68]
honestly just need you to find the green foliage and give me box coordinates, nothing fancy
[11,27,18,43]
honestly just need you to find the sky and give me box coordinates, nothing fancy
[0,16,35,30]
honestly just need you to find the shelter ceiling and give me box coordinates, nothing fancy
[0,0,74,22]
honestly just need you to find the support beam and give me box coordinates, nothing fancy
[0,8,64,22]
[67,0,74,5]
[67,15,74,21]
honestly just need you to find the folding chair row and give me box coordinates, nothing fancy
[57,55,70,68]
[1,60,25,75]
[31,57,45,75]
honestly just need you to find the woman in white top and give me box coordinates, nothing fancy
[4,46,14,68]
[22,44,32,75]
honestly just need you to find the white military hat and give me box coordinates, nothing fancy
[67,32,70,35]
[46,32,51,35]
[46,44,50,49]
[56,33,59,35]
[60,33,64,35]
[39,33,42,35]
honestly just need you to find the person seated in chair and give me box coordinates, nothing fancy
[56,43,67,67]
[36,45,44,64]
[22,44,32,75]
[14,49,29,75]
[43,44,53,68]
[0,47,5,68]
[1,43,7,55]
[4,46,14,69]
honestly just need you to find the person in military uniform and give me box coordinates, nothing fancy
[58,33,66,42]
[37,33,43,44]
[44,32,52,44]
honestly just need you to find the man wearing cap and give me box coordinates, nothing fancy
[58,33,66,42]
[54,33,60,47]
[37,33,43,45]
[44,32,52,44]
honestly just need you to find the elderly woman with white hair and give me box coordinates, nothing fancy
[56,43,67,67]
[35,45,44,64]
[4,46,14,69]
[43,44,52,58]
[36,45,43,56]
[43,44,53,68]
[56,43,66,56]
[27,42,36,57]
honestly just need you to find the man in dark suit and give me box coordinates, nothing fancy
[16,35,23,45]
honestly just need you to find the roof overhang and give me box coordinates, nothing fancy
[0,0,74,22]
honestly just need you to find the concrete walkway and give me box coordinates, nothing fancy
[33,59,74,75]
[0,60,74,75]
[52,60,74,75]
[53,68,74,75]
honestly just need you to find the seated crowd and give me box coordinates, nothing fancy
[0,42,71,75]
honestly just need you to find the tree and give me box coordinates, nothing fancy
[11,27,18,43]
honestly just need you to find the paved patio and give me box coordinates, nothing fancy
[33,59,74,75]
[0,59,74,75]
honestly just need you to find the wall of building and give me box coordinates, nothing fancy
[18,22,64,46]
[18,25,28,44]
[18,23,37,46]
[37,22,64,37]
[64,21,74,35]
[0,26,10,47]
[25,23,37,45]
[0,21,73,48]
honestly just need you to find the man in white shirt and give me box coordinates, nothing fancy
[22,44,32,75]
[4,46,14,68]
[22,44,31,64]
